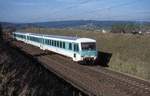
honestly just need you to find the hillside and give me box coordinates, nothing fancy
[0,41,81,96]
[1,20,150,30]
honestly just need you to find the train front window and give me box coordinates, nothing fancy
[81,42,96,51]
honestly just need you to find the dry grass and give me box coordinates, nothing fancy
[20,28,150,80]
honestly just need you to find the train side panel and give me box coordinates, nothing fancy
[13,32,97,62]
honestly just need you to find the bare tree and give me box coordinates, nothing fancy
[0,24,3,41]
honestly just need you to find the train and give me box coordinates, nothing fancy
[12,32,97,63]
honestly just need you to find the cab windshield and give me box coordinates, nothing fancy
[81,42,96,51]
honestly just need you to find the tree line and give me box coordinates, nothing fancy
[111,23,150,34]
[111,23,142,34]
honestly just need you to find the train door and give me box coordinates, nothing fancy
[40,37,45,50]
[39,38,42,49]
[73,43,79,61]
[25,34,28,43]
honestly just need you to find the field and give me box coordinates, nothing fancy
[20,28,150,80]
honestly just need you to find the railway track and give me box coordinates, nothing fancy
[11,40,150,96]
[48,53,150,96]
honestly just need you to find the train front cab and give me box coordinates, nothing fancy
[73,41,97,64]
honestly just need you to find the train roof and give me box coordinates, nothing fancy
[44,34,79,40]
[14,32,96,42]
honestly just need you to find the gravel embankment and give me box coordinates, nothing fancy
[0,42,82,96]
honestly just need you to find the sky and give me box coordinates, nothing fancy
[0,0,150,23]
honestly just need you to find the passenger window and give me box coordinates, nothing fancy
[57,41,59,47]
[52,40,54,46]
[74,44,79,52]
[48,40,50,45]
[54,41,56,46]
[46,39,48,45]
[69,43,72,50]
[63,42,65,49]
[60,41,62,48]
[46,40,48,45]
[53,40,54,46]
[50,40,51,45]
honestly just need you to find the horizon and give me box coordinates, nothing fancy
[0,0,150,23]
[1,20,150,24]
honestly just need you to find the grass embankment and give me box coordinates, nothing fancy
[0,42,81,96]
[20,28,150,80]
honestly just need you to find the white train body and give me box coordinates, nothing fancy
[12,32,97,62]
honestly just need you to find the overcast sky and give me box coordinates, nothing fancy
[0,0,150,23]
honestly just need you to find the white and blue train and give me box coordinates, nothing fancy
[12,32,97,63]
